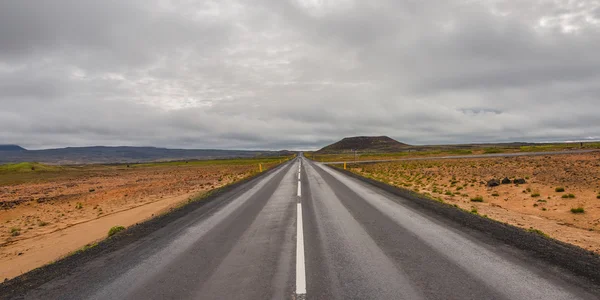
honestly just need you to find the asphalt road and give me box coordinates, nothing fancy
[9,156,600,299]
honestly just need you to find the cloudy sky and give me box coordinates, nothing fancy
[1,0,599,150]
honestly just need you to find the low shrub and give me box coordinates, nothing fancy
[470,195,484,202]
[527,227,549,238]
[10,227,20,237]
[108,225,126,237]
[570,207,585,214]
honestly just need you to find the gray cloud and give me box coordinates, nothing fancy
[1,0,600,150]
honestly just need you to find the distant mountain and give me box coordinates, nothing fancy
[317,136,412,153]
[0,146,290,165]
[0,145,26,151]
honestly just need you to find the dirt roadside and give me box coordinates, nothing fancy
[0,161,280,280]
[348,152,600,254]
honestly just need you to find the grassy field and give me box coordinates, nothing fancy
[0,156,292,186]
[306,142,600,163]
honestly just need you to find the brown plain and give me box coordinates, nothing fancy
[0,160,280,280]
[351,152,600,253]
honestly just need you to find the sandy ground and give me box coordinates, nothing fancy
[351,152,600,253]
[0,163,269,280]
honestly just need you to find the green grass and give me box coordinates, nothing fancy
[72,242,99,256]
[570,207,585,214]
[491,192,500,197]
[308,142,600,163]
[447,149,473,155]
[562,194,576,199]
[483,148,504,154]
[0,162,62,172]
[555,187,565,192]
[131,156,290,168]
[527,227,549,238]
[530,193,540,198]
[519,143,584,152]
[470,195,484,202]
[0,156,293,186]
[107,225,126,237]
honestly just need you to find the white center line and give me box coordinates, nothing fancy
[296,202,306,296]
[297,180,302,197]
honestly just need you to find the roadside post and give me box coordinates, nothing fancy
[259,163,263,172]
[344,162,347,170]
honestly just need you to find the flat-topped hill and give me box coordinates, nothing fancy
[317,136,411,153]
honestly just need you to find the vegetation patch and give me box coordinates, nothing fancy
[10,227,21,237]
[107,226,126,237]
[527,227,549,238]
[0,162,62,173]
[470,195,484,202]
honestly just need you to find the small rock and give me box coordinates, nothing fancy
[501,177,511,184]
[513,178,526,184]
[17,252,23,256]
[487,179,500,187]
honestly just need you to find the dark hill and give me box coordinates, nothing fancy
[0,145,26,151]
[317,136,411,153]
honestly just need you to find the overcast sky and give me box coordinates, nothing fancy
[1,0,599,150]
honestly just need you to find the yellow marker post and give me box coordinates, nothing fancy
[344,162,347,170]
[259,163,263,172]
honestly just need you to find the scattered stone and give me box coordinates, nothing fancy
[501,177,511,184]
[487,179,500,187]
[513,178,526,184]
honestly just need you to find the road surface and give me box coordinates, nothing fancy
[9,156,600,299]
